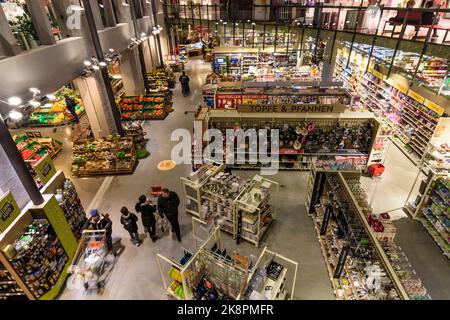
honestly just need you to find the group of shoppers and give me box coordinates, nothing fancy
[84,188,182,249]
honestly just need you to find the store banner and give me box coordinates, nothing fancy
[34,154,57,186]
[407,90,425,104]
[237,104,347,113]
[0,192,21,233]
[424,99,445,116]
[333,244,350,279]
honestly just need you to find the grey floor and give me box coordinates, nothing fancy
[12,57,448,300]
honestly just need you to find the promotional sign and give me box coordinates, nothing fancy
[216,94,242,109]
[368,67,386,80]
[241,94,268,105]
[237,104,347,113]
[0,192,21,233]
[34,154,57,186]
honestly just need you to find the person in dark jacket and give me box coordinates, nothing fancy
[135,195,159,243]
[83,209,113,250]
[64,95,79,123]
[157,188,181,242]
[179,71,190,97]
[120,207,142,247]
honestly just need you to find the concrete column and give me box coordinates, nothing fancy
[25,0,56,45]
[113,0,132,24]
[0,146,30,210]
[88,0,105,30]
[52,0,83,38]
[142,0,152,17]
[103,0,117,27]
[143,39,154,73]
[120,47,146,95]
[0,8,21,56]
[73,74,119,139]
[322,43,339,83]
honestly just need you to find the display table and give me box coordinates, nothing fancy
[71,136,136,177]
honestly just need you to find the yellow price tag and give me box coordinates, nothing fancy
[424,99,445,116]
[407,90,425,103]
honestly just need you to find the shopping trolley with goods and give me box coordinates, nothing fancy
[68,230,109,291]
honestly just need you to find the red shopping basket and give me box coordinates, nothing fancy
[368,164,385,177]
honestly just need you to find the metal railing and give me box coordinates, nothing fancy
[164,3,450,47]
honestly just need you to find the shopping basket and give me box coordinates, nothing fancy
[368,164,385,177]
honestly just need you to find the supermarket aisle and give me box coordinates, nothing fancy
[360,142,419,219]
[361,142,450,299]
[60,57,334,300]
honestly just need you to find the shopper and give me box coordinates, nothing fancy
[64,95,79,123]
[135,195,158,243]
[179,71,190,97]
[100,213,113,250]
[83,209,113,250]
[201,43,207,59]
[120,207,142,247]
[157,188,181,242]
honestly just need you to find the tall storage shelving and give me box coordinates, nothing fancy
[307,171,430,300]
[334,45,450,166]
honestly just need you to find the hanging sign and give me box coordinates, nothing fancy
[34,154,56,186]
[0,192,21,233]
[320,204,333,236]
[424,99,445,116]
[407,90,425,104]
[386,78,408,94]
[237,104,347,113]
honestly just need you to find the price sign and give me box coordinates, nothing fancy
[407,90,425,104]
[424,99,445,116]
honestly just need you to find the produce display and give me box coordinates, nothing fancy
[148,69,175,89]
[3,220,68,299]
[123,121,149,159]
[27,88,84,126]
[119,94,169,120]
[14,134,62,165]
[55,179,87,240]
[71,136,136,177]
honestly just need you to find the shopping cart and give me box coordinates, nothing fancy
[147,186,170,235]
[68,230,109,291]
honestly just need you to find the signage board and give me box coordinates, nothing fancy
[0,192,21,233]
[237,104,347,113]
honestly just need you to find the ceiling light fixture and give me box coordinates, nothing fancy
[8,97,22,106]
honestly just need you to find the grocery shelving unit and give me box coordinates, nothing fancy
[122,121,149,159]
[118,94,169,120]
[181,164,278,247]
[309,172,417,300]
[157,222,298,300]
[334,44,450,167]
[0,193,78,300]
[197,108,377,171]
